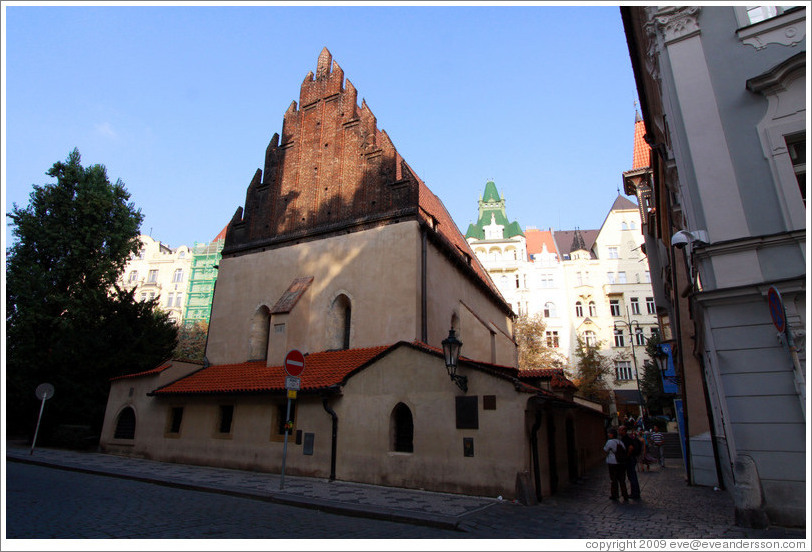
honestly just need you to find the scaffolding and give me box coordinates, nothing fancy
[182,239,224,326]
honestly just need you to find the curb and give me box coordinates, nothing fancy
[7,454,464,531]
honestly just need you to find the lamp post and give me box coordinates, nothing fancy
[653,342,679,391]
[441,328,467,392]
[614,308,644,420]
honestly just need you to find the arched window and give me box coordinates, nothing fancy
[575,301,584,317]
[589,301,597,316]
[391,402,414,453]
[249,306,271,360]
[114,407,136,440]
[489,247,502,261]
[544,302,557,318]
[328,294,352,350]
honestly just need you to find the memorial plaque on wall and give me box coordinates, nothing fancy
[303,432,315,455]
[455,396,479,429]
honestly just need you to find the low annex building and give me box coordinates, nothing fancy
[100,48,606,501]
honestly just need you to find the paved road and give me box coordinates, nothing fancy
[5,462,454,539]
[5,457,807,541]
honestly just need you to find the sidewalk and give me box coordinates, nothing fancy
[5,444,497,531]
[5,443,808,539]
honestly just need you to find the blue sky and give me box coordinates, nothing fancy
[3,2,640,250]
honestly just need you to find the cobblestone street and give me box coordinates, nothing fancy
[4,445,807,544]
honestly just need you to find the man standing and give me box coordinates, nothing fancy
[620,425,642,500]
[603,427,629,502]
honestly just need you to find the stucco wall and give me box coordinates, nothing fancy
[100,345,607,499]
[207,222,421,366]
[424,234,515,367]
[701,290,806,527]
[332,346,528,497]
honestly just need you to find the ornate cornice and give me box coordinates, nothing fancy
[651,6,701,45]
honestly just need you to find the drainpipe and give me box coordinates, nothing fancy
[421,228,428,343]
[697,353,726,490]
[665,189,693,483]
[322,397,338,481]
[530,408,543,502]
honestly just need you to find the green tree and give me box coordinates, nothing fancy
[514,313,566,371]
[174,321,209,362]
[572,334,613,407]
[6,149,177,443]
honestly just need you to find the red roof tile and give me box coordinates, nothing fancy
[213,224,228,243]
[152,345,393,395]
[632,118,651,170]
[110,362,173,381]
[415,176,504,304]
[525,228,558,258]
[518,368,578,390]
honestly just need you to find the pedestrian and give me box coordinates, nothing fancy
[651,425,665,467]
[619,425,641,500]
[639,430,656,471]
[603,427,629,502]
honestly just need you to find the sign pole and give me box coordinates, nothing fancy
[30,383,55,456]
[280,396,292,490]
[280,349,305,490]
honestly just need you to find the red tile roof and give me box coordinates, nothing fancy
[415,175,504,304]
[213,224,228,243]
[152,345,393,395]
[518,368,578,390]
[632,118,651,170]
[110,362,173,381]
[525,228,558,258]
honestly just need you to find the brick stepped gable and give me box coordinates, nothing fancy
[225,48,422,253]
[222,48,506,308]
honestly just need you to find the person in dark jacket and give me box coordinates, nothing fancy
[603,427,629,502]
[619,425,642,500]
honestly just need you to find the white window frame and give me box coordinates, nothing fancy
[610,299,621,317]
[745,43,806,230]
[545,330,560,348]
[614,329,625,348]
[630,297,640,315]
[646,297,656,314]
[544,302,557,318]
[615,361,633,381]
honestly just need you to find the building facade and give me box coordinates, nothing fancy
[556,196,660,421]
[464,180,659,421]
[100,49,607,501]
[622,5,806,527]
[118,235,191,324]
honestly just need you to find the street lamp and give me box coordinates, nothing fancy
[614,309,644,419]
[653,343,679,390]
[441,328,468,392]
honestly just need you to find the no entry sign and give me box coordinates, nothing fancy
[767,286,786,334]
[284,349,305,377]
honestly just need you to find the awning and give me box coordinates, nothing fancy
[614,389,643,405]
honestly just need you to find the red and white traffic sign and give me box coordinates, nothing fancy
[284,349,305,377]
[768,286,786,334]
